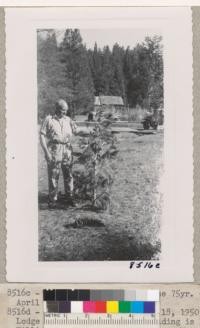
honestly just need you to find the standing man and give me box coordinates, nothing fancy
[40,99,78,208]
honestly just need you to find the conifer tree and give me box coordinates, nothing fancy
[111,43,126,101]
[59,29,94,114]
[101,46,115,95]
[142,36,163,109]
[76,118,118,210]
[90,43,104,95]
[37,30,71,119]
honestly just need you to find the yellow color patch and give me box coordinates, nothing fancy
[106,301,119,313]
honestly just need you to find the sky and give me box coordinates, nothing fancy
[55,28,162,49]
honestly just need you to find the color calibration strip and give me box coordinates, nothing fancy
[44,300,156,314]
[43,289,159,314]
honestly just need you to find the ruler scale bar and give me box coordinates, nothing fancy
[45,326,158,328]
[44,314,159,326]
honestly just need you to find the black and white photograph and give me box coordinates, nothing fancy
[37,28,164,262]
[6,7,193,282]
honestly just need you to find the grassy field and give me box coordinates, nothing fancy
[38,128,163,261]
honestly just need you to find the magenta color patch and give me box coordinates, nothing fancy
[83,301,96,313]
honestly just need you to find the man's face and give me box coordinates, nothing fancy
[56,103,68,118]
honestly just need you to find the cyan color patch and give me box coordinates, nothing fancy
[131,301,144,313]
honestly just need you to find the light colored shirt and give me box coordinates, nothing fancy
[40,114,77,143]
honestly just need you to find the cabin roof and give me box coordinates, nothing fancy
[95,96,124,106]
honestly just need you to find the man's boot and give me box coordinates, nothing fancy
[48,200,57,209]
[66,194,77,207]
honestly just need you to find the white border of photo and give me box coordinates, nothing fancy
[6,7,193,282]
[1,0,200,7]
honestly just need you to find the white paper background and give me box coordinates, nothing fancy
[1,1,200,7]
[6,7,193,282]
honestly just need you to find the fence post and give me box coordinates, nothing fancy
[127,103,130,122]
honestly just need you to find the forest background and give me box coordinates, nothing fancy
[37,29,163,120]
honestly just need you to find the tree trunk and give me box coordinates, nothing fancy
[93,157,97,206]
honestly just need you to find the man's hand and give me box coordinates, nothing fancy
[45,151,52,164]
